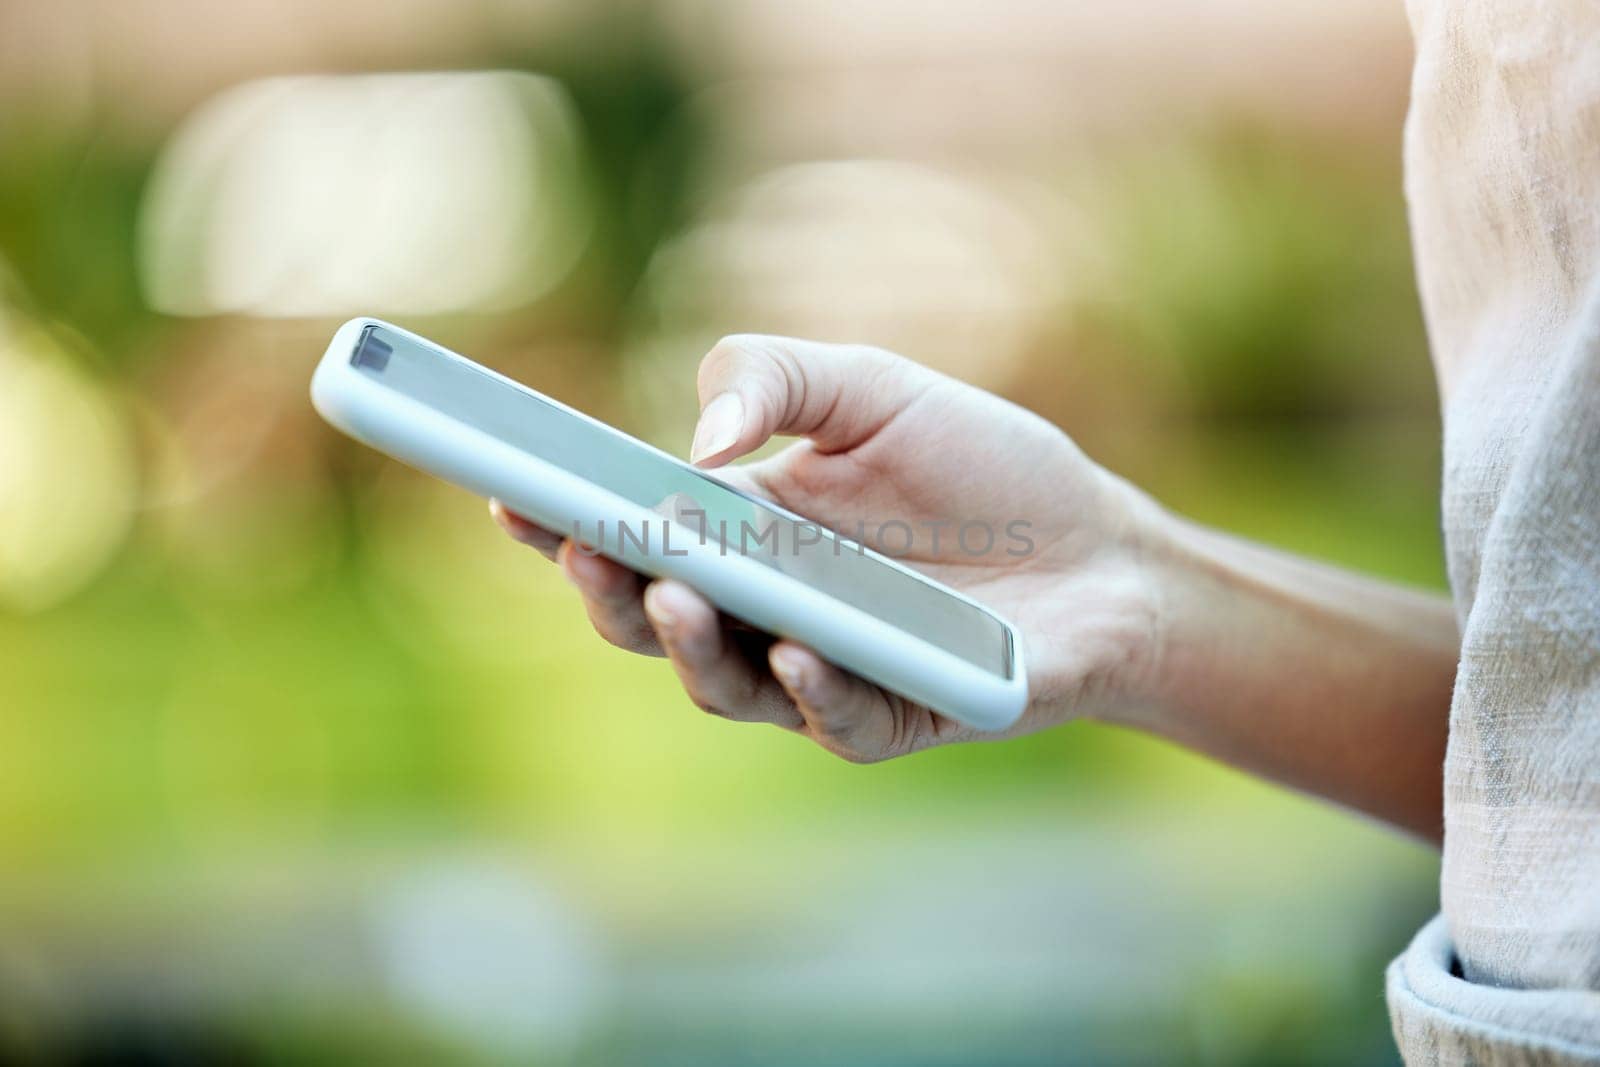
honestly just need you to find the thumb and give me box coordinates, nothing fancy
[689,335,930,468]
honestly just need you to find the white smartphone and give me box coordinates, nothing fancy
[311,318,1028,731]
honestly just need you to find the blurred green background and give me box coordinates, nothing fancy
[0,1,1442,1063]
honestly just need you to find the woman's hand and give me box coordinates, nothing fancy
[494,332,1458,841]
[492,335,1165,762]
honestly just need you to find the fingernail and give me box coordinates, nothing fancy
[491,500,537,544]
[690,393,744,464]
[644,585,677,636]
[771,649,806,691]
[562,549,596,588]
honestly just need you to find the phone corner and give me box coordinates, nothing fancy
[309,318,373,425]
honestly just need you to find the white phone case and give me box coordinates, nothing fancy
[311,317,1028,731]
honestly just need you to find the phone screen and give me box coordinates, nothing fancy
[351,325,1013,678]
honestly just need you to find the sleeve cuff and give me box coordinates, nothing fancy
[1388,914,1600,1064]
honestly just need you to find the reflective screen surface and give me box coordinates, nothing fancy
[351,325,1012,677]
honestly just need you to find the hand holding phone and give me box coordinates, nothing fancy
[314,321,1156,760]
[483,333,1153,761]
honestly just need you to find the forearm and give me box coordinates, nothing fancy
[1115,506,1458,843]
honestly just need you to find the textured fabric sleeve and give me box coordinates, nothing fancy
[1390,916,1600,1066]
[1395,0,1600,1061]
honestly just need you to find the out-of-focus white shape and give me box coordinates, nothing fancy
[375,857,602,1057]
[140,72,590,317]
[0,309,136,612]
[637,161,1065,388]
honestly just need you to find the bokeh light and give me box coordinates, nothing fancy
[625,160,1069,439]
[643,161,1060,381]
[139,71,591,317]
[0,305,135,613]
[374,856,603,1057]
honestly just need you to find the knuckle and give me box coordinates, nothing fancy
[593,618,632,650]
[627,624,662,654]
[583,571,642,610]
[674,670,725,716]
[589,583,633,609]
[701,334,791,392]
[699,335,758,387]
[689,693,725,717]
[809,709,861,746]
[854,342,928,393]
[711,333,779,359]
[596,629,631,652]
[849,342,898,368]
[827,742,881,765]
[590,609,648,652]
[710,333,759,355]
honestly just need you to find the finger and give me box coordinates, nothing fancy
[558,540,663,656]
[768,643,910,762]
[643,581,804,729]
[489,499,563,561]
[494,467,765,567]
[689,335,935,467]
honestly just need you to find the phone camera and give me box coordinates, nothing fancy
[351,328,392,373]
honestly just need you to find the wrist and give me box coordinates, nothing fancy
[1075,478,1216,733]
[1018,472,1183,732]
[1104,496,1331,739]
